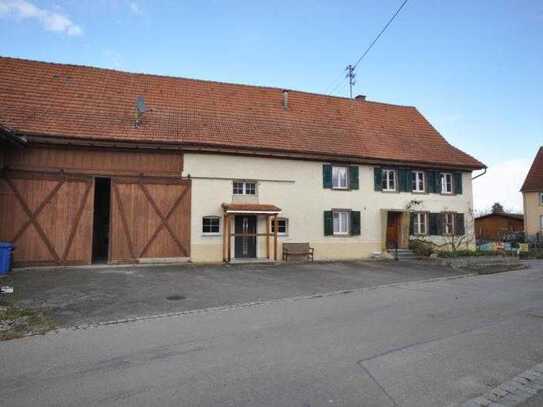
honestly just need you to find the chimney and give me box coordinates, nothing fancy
[282,89,288,110]
[355,94,366,101]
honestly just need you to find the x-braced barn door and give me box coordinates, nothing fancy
[109,177,191,263]
[0,171,94,266]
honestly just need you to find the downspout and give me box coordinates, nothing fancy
[472,168,487,180]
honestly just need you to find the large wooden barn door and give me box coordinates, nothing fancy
[0,171,94,266]
[109,177,191,263]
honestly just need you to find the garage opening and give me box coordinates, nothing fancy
[92,177,111,263]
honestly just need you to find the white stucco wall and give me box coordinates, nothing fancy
[183,153,474,263]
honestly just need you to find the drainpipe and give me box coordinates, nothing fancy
[472,168,487,180]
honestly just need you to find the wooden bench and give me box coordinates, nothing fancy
[282,242,314,262]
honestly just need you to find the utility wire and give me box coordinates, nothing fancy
[327,0,410,96]
[352,0,409,70]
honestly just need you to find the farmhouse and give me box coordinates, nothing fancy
[0,57,485,266]
[521,147,543,240]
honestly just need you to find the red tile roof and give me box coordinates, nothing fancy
[0,56,484,169]
[222,203,281,213]
[521,147,543,192]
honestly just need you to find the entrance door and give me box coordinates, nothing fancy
[386,212,401,250]
[235,215,257,258]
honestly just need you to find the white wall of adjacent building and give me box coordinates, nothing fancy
[183,153,474,263]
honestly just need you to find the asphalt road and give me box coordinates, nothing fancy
[2,265,543,407]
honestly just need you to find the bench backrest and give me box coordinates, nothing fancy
[283,242,310,253]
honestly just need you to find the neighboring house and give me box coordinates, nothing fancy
[475,212,524,242]
[521,147,543,241]
[0,56,485,267]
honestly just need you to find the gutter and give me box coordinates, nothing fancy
[472,168,487,180]
[0,124,28,147]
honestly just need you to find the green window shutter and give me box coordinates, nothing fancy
[434,171,442,193]
[409,212,415,235]
[399,169,410,192]
[437,213,444,235]
[374,167,382,191]
[454,213,465,236]
[426,171,434,193]
[351,211,361,235]
[429,213,439,235]
[453,172,463,195]
[324,211,333,236]
[323,164,332,188]
[349,166,359,190]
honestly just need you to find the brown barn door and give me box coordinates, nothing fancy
[109,177,191,263]
[0,171,94,267]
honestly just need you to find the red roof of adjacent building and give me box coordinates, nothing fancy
[0,56,484,169]
[521,147,543,192]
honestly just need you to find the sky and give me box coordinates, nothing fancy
[0,0,542,212]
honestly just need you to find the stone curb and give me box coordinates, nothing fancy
[462,362,543,407]
[52,273,475,333]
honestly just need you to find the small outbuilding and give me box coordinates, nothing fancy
[475,212,524,242]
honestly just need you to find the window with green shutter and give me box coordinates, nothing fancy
[349,166,359,190]
[351,211,361,235]
[324,211,333,236]
[398,168,410,192]
[429,213,442,235]
[453,173,463,194]
[374,167,382,191]
[323,164,333,188]
[454,213,465,236]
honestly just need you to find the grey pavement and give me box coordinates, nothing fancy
[1,261,543,406]
[4,260,468,327]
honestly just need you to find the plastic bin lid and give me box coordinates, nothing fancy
[0,242,14,248]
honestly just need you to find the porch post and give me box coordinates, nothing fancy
[223,213,228,262]
[273,215,278,261]
[227,214,231,263]
[266,214,270,259]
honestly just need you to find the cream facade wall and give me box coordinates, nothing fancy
[523,192,543,237]
[183,153,475,263]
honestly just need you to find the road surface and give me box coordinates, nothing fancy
[2,265,543,406]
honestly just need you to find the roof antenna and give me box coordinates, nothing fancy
[135,96,147,128]
[345,65,356,99]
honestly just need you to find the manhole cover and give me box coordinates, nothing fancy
[166,295,186,301]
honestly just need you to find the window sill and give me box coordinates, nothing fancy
[202,233,221,237]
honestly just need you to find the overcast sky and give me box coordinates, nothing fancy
[1,0,541,212]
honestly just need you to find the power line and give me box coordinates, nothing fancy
[327,0,410,97]
[352,0,409,70]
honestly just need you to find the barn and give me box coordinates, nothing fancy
[0,59,191,267]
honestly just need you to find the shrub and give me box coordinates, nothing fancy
[409,240,434,257]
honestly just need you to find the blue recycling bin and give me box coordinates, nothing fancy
[0,242,14,275]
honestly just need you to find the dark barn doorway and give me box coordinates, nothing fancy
[92,177,111,263]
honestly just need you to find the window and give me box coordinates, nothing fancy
[271,218,288,235]
[382,169,396,192]
[412,171,425,193]
[233,181,256,195]
[444,213,454,235]
[333,210,350,235]
[540,215,543,231]
[413,212,428,235]
[202,216,220,234]
[441,173,453,194]
[332,166,348,189]
[540,192,543,205]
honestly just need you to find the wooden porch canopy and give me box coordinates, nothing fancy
[221,203,282,263]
